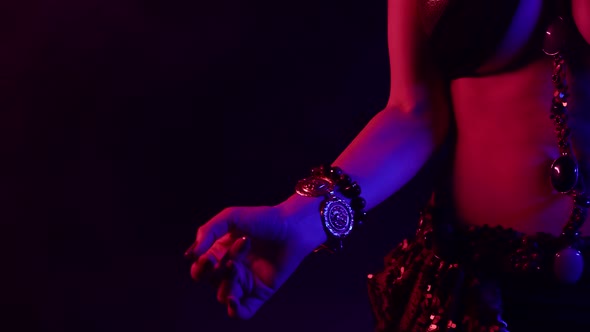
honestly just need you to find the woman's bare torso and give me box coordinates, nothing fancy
[451,49,590,236]
[452,58,589,235]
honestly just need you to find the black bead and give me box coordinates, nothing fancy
[555,117,564,125]
[351,197,366,210]
[328,166,343,181]
[552,104,565,115]
[342,182,361,198]
[550,155,579,193]
[560,128,571,138]
[558,141,570,150]
[337,174,352,187]
[543,17,567,55]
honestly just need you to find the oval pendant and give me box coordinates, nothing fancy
[554,247,584,284]
[550,155,579,193]
[543,16,567,55]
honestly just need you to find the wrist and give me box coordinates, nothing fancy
[291,164,368,253]
[276,194,328,254]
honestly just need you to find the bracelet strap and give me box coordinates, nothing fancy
[295,164,368,252]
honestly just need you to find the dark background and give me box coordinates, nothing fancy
[2,1,436,331]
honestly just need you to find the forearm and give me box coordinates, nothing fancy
[331,103,448,210]
[277,101,449,252]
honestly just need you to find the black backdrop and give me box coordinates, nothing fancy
[3,1,437,331]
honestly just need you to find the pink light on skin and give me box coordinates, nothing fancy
[573,0,590,44]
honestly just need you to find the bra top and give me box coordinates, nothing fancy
[418,0,576,79]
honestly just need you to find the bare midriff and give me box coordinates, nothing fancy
[450,55,590,236]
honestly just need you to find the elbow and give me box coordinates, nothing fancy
[385,84,430,115]
[382,97,452,149]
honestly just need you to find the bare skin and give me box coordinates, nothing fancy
[451,1,590,236]
[186,0,590,320]
[452,57,590,236]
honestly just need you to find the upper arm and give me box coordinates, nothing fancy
[386,0,447,113]
[386,0,451,141]
[573,0,590,45]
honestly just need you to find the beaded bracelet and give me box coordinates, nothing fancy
[295,164,367,252]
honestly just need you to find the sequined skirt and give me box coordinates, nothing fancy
[367,203,590,332]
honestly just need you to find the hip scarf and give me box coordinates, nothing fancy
[367,201,590,332]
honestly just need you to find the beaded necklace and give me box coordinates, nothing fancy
[543,15,589,283]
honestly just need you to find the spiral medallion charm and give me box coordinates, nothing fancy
[295,176,334,197]
[320,196,355,240]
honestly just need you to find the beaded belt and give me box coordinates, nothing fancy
[367,209,590,332]
[418,203,590,284]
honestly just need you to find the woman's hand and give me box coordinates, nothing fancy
[184,195,327,319]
